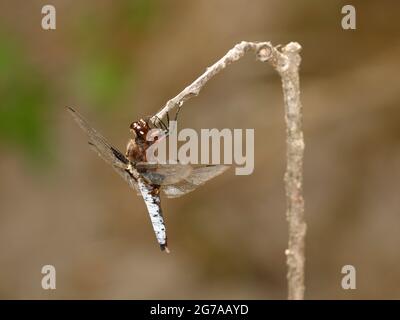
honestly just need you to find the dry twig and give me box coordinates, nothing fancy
[151,41,306,299]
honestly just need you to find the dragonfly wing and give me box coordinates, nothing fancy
[67,107,139,192]
[162,164,229,198]
[161,181,198,198]
[135,163,193,185]
[137,179,169,252]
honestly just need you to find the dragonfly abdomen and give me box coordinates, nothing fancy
[137,179,169,253]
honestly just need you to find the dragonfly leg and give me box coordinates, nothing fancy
[174,103,182,122]
[154,115,168,132]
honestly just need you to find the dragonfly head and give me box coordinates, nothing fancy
[130,118,167,144]
[130,119,150,141]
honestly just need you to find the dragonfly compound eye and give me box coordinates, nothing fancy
[130,119,150,139]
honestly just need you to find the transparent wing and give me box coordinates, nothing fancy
[161,165,229,198]
[135,162,193,185]
[67,107,139,192]
[67,107,229,199]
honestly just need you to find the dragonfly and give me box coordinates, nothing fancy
[67,107,229,253]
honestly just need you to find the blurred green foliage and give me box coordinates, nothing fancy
[0,31,52,164]
[71,0,159,112]
[0,0,159,166]
[75,55,130,110]
[123,0,158,31]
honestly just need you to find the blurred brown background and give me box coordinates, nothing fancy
[0,0,399,299]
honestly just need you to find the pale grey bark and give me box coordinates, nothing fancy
[266,43,306,300]
[151,41,306,300]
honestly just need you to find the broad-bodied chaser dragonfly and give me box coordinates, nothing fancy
[67,107,229,253]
